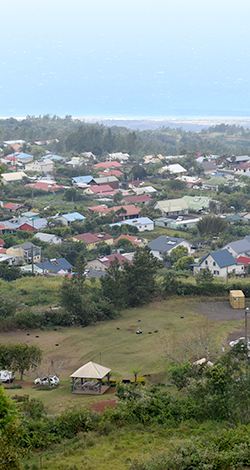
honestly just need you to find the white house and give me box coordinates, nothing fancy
[148,236,193,260]
[109,217,154,232]
[192,249,245,278]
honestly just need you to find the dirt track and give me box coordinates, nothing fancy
[197,301,247,322]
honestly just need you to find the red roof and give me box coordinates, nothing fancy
[98,169,123,177]
[0,248,6,253]
[0,238,5,246]
[74,232,113,244]
[124,194,151,204]
[0,225,6,231]
[236,256,250,266]
[114,235,145,246]
[92,161,122,169]
[25,182,63,192]
[88,205,108,213]
[3,203,19,210]
[101,204,141,217]
[98,253,131,268]
[88,184,114,194]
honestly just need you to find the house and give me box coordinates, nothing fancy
[202,176,227,191]
[183,195,213,212]
[155,214,201,230]
[3,203,26,213]
[154,198,189,216]
[6,242,41,264]
[132,186,157,196]
[84,184,115,196]
[19,218,47,232]
[201,161,218,174]
[124,194,151,205]
[159,163,187,176]
[72,175,95,186]
[35,258,73,274]
[236,256,250,267]
[72,232,113,250]
[114,235,147,247]
[224,238,250,258]
[99,204,141,219]
[192,249,245,278]
[6,152,33,164]
[92,176,119,190]
[148,236,193,260]
[86,253,130,272]
[92,161,122,170]
[1,217,47,233]
[1,171,27,185]
[33,233,63,245]
[25,182,63,193]
[98,169,123,177]
[25,159,54,173]
[109,217,154,232]
[55,212,86,226]
[108,152,129,163]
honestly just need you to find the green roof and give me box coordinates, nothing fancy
[183,195,210,210]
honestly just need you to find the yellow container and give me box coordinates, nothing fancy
[230,290,245,309]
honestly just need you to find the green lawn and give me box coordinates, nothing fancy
[1,297,244,414]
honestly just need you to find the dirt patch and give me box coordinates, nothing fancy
[90,398,117,413]
[197,301,247,322]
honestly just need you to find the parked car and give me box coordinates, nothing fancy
[34,375,59,386]
[0,370,15,383]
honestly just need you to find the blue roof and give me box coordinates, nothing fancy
[36,258,73,273]
[72,175,93,183]
[59,212,85,222]
[206,249,239,268]
[42,154,66,161]
[17,152,34,159]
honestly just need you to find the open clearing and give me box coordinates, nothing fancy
[1,297,246,412]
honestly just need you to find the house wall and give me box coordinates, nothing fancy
[193,255,245,278]
[86,259,106,271]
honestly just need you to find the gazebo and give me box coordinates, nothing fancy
[70,361,111,394]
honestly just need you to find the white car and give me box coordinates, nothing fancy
[34,375,59,386]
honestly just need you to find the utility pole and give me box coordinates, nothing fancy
[245,307,249,346]
[31,244,34,275]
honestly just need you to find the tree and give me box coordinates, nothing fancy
[131,164,147,180]
[123,247,162,307]
[0,344,43,380]
[64,187,78,202]
[170,245,188,264]
[196,267,214,284]
[100,257,127,309]
[174,255,194,271]
[115,238,134,252]
[73,253,87,292]
[196,215,228,238]
[113,191,123,205]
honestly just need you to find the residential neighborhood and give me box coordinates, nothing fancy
[1,123,250,283]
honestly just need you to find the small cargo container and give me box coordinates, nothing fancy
[230,290,245,309]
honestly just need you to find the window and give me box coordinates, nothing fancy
[205,260,208,265]
[213,261,216,266]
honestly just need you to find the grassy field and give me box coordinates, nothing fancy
[1,297,245,414]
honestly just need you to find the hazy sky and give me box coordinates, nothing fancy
[1,0,250,118]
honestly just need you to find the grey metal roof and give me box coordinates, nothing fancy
[36,258,73,272]
[227,239,250,254]
[148,235,187,252]
[205,249,240,268]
